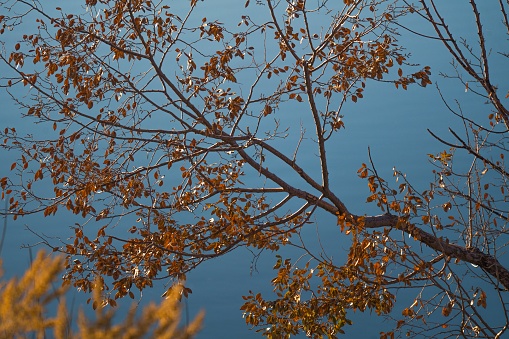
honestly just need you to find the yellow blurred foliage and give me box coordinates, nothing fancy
[0,251,203,339]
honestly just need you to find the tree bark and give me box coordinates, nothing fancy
[363,213,509,290]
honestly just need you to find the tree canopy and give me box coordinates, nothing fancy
[1,0,508,338]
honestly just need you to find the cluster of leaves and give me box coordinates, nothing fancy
[241,252,395,338]
[0,250,203,338]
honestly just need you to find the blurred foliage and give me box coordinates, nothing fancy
[0,250,203,339]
